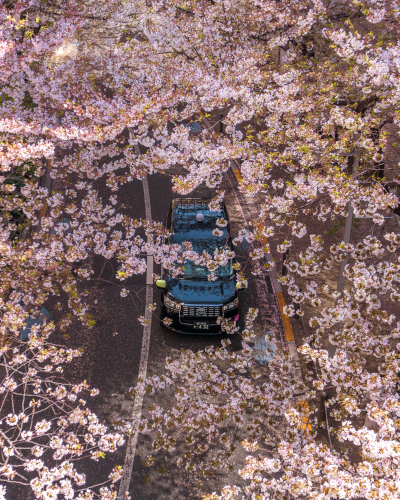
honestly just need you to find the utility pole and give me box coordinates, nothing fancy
[322,150,359,437]
[328,153,359,357]
[336,156,359,293]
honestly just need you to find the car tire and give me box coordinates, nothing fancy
[160,304,167,328]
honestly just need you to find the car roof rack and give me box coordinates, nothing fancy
[172,198,224,231]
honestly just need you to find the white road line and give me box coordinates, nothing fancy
[117,285,152,499]
[143,175,154,285]
[118,167,153,498]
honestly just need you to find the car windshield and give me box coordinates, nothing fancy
[169,200,235,279]
[182,242,234,279]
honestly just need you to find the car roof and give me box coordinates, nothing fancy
[170,198,229,246]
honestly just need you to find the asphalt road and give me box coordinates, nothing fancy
[12,167,283,500]
[115,169,283,499]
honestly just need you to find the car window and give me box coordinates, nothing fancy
[181,240,234,278]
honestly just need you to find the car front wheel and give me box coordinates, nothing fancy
[160,304,167,328]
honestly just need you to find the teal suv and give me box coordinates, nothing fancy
[157,198,239,334]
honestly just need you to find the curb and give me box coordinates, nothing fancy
[230,166,296,348]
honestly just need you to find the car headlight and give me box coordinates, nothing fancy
[223,297,239,312]
[164,295,181,312]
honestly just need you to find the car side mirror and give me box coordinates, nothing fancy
[156,279,166,289]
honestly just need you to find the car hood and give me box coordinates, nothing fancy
[166,276,236,305]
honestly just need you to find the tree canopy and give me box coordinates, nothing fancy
[1,0,400,498]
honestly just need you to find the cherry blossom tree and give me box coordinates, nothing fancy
[115,1,400,499]
[0,319,125,500]
[2,0,400,498]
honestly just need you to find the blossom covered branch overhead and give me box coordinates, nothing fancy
[1,0,400,498]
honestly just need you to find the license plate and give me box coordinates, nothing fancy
[193,321,209,330]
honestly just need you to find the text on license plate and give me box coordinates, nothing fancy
[193,321,209,330]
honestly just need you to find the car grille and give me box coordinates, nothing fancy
[182,305,221,317]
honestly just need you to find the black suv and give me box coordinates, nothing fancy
[157,198,239,334]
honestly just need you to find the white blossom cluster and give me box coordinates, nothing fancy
[2,0,400,498]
